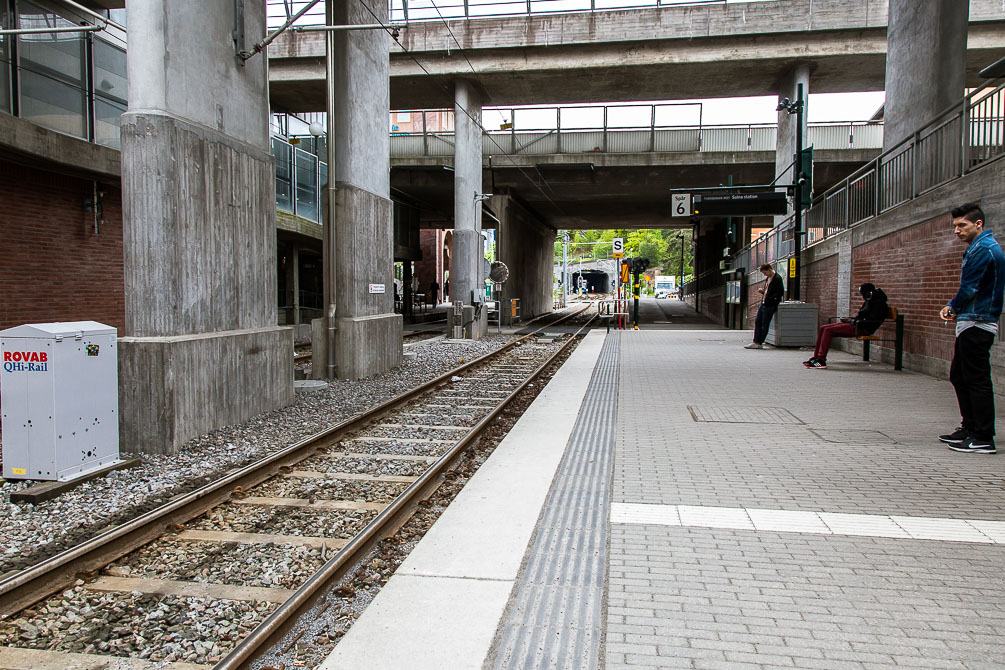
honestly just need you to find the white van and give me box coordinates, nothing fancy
[654,276,676,299]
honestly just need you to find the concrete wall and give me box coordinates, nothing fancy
[0,112,120,179]
[493,194,555,323]
[118,327,292,453]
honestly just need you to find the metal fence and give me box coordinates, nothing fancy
[272,136,327,223]
[389,105,883,157]
[733,81,1005,275]
[267,0,726,27]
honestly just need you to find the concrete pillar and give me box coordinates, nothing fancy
[774,64,810,228]
[331,0,403,378]
[884,0,968,152]
[836,231,853,319]
[492,193,556,325]
[118,0,292,454]
[453,79,487,338]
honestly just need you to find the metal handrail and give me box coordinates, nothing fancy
[266,0,726,28]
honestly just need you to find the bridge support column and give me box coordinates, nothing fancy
[883,0,968,152]
[327,0,402,379]
[118,1,292,455]
[492,194,555,324]
[774,64,810,229]
[452,79,487,339]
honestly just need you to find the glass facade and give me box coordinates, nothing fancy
[2,1,127,147]
[0,4,10,114]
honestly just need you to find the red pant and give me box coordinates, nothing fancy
[814,322,857,359]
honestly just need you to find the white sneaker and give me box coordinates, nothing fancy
[744,342,762,349]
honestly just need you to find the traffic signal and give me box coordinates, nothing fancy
[632,257,650,274]
[620,261,630,283]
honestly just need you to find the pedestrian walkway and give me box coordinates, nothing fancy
[321,320,1005,670]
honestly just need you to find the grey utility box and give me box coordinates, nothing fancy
[766,302,819,347]
[1,321,121,481]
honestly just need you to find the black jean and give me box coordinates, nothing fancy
[950,326,997,440]
[753,304,778,344]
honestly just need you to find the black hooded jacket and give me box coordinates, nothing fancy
[852,287,889,335]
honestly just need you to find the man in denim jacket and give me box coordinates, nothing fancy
[938,203,1005,454]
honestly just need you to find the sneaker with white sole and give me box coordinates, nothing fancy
[938,426,969,445]
[949,436,997,454]
[744,342,762,349]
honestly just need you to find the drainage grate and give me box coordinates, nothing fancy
[810,429,896,443]
[688,406,804,425]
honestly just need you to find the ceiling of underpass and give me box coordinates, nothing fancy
[391,150,876,230]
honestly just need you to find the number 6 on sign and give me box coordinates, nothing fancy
[671,193,691,217]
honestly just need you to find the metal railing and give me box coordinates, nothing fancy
[267,0,727,28]
[732,81,1005,276]
[389,105,883,157]
[272,136,327,223]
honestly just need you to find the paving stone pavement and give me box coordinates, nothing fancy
[610,329,1005,669]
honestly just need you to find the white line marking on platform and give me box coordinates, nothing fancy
[612,503,1004,544]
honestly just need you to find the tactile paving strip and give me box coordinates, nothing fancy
[687,405,804,424]
[487,332,619,670]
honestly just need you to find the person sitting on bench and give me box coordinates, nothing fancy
[804,283,888,369]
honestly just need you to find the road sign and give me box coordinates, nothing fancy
[612,237,624,258]
[691,192,788,217]
[671,193,691,217]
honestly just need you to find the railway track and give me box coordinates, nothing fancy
[0,304,594,669]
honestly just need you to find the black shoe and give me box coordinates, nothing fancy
[803,357,818,367]
[806,359,827,369]
[948,436,997,454]
[938,426,969,445]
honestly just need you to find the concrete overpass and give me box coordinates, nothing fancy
[267,0,1005,111]
[386,123,881,229]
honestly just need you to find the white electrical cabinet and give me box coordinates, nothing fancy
[1,321,121,481]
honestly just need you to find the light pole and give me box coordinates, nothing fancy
[678,233,685,299]
[777,84,806,301]
[562,231,569,307]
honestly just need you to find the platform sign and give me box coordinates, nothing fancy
[691,192,788,217]
[671,193,691,218]
[612,237,624,258]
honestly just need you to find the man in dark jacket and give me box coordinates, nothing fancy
[938,202,1005,454]
[745,263,784,349]
[804,283,888,369]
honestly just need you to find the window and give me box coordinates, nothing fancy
[92,37,127,148]
[17,1,87,138]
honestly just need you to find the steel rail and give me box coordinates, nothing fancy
[0,304,591,619]
[216,310,597,669]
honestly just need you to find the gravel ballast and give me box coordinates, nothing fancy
[0,335,511,575]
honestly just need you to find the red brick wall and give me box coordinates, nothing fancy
[744,279,764,327]
[0,160,124,332]
[852,212,959,361]
[804,255,838,324]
